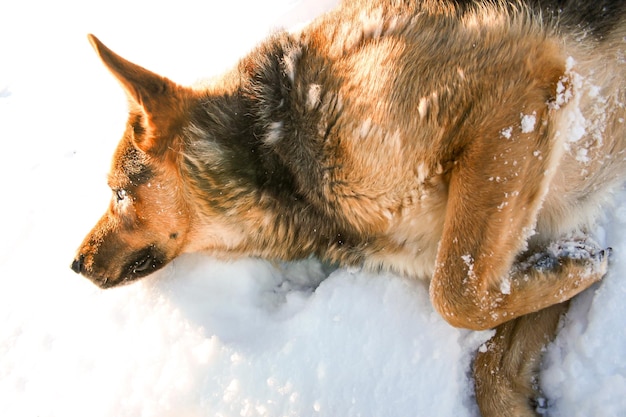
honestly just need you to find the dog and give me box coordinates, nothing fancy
[71,1,626,415]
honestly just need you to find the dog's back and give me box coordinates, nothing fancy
[532,0,626,37]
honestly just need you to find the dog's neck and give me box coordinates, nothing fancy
[178,36,368,265]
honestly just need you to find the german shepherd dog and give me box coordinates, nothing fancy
[72,0,626,415]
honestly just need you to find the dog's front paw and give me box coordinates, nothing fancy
[518,237,611,279]
[532,237,612,279]
[549,239,611,263]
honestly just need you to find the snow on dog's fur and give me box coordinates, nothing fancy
[71,1,626,415]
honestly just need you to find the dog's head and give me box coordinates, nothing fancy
[71,35,203,288]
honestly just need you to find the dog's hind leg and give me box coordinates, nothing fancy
[473,301,569,417]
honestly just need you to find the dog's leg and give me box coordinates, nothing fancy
[428,99,609,330]
[431,167,608,331]
[473,301,569,417]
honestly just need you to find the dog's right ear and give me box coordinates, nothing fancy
[87,34,187,155]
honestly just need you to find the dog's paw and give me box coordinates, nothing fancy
[532,238,611,278]
[519,237,611,278]
[549,239,611,263]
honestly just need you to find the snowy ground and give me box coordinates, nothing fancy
[0,1,625,416]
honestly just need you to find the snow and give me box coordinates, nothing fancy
[521,112,537,133]
[500,126,513,139]
[542,204,626,417]
[0,1,625,416]
[499,277,511,295]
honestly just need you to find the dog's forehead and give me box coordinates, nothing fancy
[108,137,154,188]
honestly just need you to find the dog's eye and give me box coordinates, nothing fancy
[115,189,128,202]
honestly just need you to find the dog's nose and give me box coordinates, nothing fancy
[71,255,85,274]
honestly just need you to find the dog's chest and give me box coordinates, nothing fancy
[308,106,451,278]
[325,158,449,279]
[369,178,448,279]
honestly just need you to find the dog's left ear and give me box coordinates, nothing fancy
[88,34,188,155]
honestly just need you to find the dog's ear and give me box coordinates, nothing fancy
[87,34,187,155]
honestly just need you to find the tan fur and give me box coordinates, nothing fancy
[474,302,570,416]
[72,1,626,416]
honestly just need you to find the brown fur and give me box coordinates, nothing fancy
[71,1,626,415]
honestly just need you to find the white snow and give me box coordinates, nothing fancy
[306,83,322,110]
[499,277,511,295]
[0,1,625,416]
[521,112,537,133]
[264,121,284,145]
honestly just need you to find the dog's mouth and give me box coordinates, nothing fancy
[72,245,167,289]
[115,246,166,286]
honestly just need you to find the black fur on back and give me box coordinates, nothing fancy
[450,0,625,39]
[530,0,626,39]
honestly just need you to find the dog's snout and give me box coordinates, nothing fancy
[71,254,85,274]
